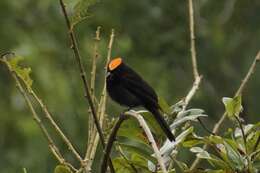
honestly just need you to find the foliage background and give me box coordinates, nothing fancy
[0,0,259,172]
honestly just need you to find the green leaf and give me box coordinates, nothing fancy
[223,140,245,171]
[54,165,72,173]
[190,146,230,169]
[171,157,188,172]
[2,55,33,90]
[70,0,97,27]
[118,118,148,143]
[116,136,157,164]
[222,96,242,119]
[113,154,151,173]
[113,157,135,173]
[170,109,207,129]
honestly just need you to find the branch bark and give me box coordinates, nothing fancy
[188,0,199,80]
[100,114,129,173]
[126,110,168,173]
[58,0,115,172]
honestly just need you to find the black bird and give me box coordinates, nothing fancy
[106,57,175,141]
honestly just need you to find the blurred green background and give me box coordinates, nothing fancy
[0,0,259,172]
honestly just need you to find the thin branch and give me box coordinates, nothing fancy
[190,50,260,170]
[234,116,247,154]
[58,0,115,172]
[90,26,101,98]
[3,65,77,172]
[175,0,202,115]
[100,114,129,173]
[235,51,260,96]
[188,0,199,79]
[182,76,202,111]
[125,110,168,173]
[85,27,101,168]
[98,29,115,123]
[214,50,260,135]
[84,29,115,172]
[30,90,83,162]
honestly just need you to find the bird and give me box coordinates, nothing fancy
[106,57,175,141]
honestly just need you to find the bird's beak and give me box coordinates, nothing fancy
[106,72,111,78]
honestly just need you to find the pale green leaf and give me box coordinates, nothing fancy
[54,165,72,173]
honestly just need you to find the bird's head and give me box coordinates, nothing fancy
[107,57,123,72]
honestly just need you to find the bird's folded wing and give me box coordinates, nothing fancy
[120,75,158,107]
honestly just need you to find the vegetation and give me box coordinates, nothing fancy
[0,0,259,172]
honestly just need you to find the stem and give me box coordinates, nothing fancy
[100,114,129,173]
[188,0,199,80]
[30,90,83,162]
[191,50,260,170]
[2,60,77,171]
[234,116,247,154]
[125,110,168,173]
[58,0,115,172]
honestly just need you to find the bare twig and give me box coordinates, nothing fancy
[85,27,101,169]
[100,114,129,173]
[214,51,260,135]
[59,0,115,172]
[98,29,115,123]
[188,0,199,80]
[234,116,247,153]
[84,29,115,172]
[191,50,260,170]
[2,61,77,172]
[235,51,260,96]
[125,110,168,173]
[90,26,101,97]
[178,0,202,113]
[30,90,83,162]
[182,76,202,111]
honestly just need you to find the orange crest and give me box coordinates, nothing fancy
[108,57,122,71]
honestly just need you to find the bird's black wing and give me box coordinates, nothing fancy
[119,67,159,108]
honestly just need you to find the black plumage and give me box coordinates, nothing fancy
[106,58,175,141]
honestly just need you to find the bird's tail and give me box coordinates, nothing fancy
[149,108,175,141]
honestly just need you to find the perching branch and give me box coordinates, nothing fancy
[59,0,115,172]
[100,114,129,173]
[126,110,168,173]
[190,50,260,170]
